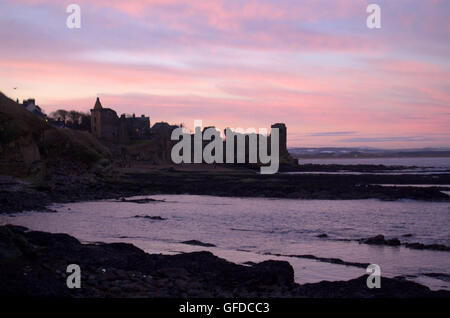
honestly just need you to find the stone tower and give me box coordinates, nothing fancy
[91,97,103,139]
[90,97,120,142]
[271,123,287,155]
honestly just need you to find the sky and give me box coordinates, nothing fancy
[0,0,449,148]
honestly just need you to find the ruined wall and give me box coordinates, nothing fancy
[180,123,294,165]
[99,109,120,142]
[91,109,150,143]
[122,116,151,140]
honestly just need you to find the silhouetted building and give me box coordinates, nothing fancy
[22,98,46,118]
[90,97,150,143]
[271,123,288,157]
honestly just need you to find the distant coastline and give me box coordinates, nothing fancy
[289,147,450,159]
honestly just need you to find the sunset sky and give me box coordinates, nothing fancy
[1,0,449,148]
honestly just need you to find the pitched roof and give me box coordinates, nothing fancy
[94,97,103,110]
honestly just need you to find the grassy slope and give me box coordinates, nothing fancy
[0,93,47,144]
[0,92,110,177]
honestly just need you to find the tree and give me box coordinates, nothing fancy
[49,109,69,122]
[49,109,91,131]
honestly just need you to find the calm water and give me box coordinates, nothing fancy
[1,195,449,291]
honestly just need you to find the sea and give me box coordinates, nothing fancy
[1,157,449,291]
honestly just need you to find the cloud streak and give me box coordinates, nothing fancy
[308,132,357,137]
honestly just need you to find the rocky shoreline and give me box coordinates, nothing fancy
[358,234,450,252]
[0,225,449,298]
[1,167,450,214]
[314,233,450,252]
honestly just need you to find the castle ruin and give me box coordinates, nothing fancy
[89,97,295,167]
[90,97,150,143]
